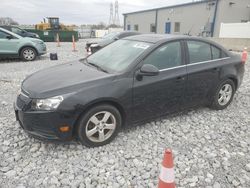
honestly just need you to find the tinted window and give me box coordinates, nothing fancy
[187,41,212,64]
[11,27,24,35]
[0,30,9,39]
[211,45,221,59]
[144,41,182,70]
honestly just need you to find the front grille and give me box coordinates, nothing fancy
[16,91,32,111]
[16,96,26,110]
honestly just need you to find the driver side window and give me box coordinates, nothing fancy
[144,41,182,70]
[0,31,9,39]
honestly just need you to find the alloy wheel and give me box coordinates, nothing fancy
[85,111,116,143]
[218,84,233,106]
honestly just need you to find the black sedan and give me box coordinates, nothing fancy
[86,31,140,54]
[15,34,245,147]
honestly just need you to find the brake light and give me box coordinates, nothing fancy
[241,47,248,64]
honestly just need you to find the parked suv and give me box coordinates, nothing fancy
[0,28,46,61]
[0,25,39,38]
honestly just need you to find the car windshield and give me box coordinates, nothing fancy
[11,27,25,35]
[86,40,152,73]
[102,32,119,40]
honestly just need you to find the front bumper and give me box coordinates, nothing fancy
[14,94,76,141]
[36,43,47,55]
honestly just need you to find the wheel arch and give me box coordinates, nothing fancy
[227,76,238,90]
[72,99,127,137]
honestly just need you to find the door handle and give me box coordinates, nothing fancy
[212,67,220,72]
[176,76,185,82]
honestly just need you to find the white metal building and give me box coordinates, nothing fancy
[123,0,250,37]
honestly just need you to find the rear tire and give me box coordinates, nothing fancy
[210,79,235,110]
[20,47,37,61]
[77,104,121,147]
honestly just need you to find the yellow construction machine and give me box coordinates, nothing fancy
[35,17,74,31]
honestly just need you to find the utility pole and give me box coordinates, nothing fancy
[109,2,114,25]
[114,1,120,26]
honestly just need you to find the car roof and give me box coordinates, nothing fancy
[0,25,10,29]
[119,31,141,34]
[124,34,228,51]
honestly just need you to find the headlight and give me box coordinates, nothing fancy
[32,96,63,110]
[35,34,40,38]
[90,43,99,48]
[32,40,44,45]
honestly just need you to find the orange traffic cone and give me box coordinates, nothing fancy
[56,33,60,47]
[72,35,77,52]
[242,47,248,63]
[158,149,175,188]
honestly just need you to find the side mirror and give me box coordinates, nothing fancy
[137,64,159,80]
[114,37,119,41]
[6,35,13,40]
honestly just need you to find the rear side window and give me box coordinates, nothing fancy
[187,41,212,64]
[211,45,221,59]
[212,45,228,59]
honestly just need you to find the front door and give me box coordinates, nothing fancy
[165,22,171,34]
[132,41,187,122]
[0,30,19,54]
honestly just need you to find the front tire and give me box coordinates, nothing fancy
[77,104,121,147]
[20,47,37,61]
[210,79,236,110]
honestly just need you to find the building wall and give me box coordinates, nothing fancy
[219,22,250,38]
[157,2,215,36]
[214,0,250,37]
[124,0,250,37]
[124,11,156,33]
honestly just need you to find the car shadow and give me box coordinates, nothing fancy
[121,106,208,132]
[0,55,48,64]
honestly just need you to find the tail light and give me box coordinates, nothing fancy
[241,48,248,64]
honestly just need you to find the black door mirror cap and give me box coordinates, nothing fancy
[136,64,159,81]
[139,64,160,77]
[6,35,13,40]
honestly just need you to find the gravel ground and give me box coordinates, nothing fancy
[0,40,249,188]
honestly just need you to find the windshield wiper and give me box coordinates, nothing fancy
[88,62,109,73]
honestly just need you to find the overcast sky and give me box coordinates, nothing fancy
[0,0,191,25]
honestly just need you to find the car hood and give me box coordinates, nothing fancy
[86,38,113,47]
[27,32,39,38]
[86,38,102,45]
[97,38,113,47]
[22,61,114,98]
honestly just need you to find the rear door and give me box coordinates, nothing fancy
[132,40,187,122]
[0,30,19,54]
[184,40,229,107]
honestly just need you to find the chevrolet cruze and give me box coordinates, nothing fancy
[14,34,245,147]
